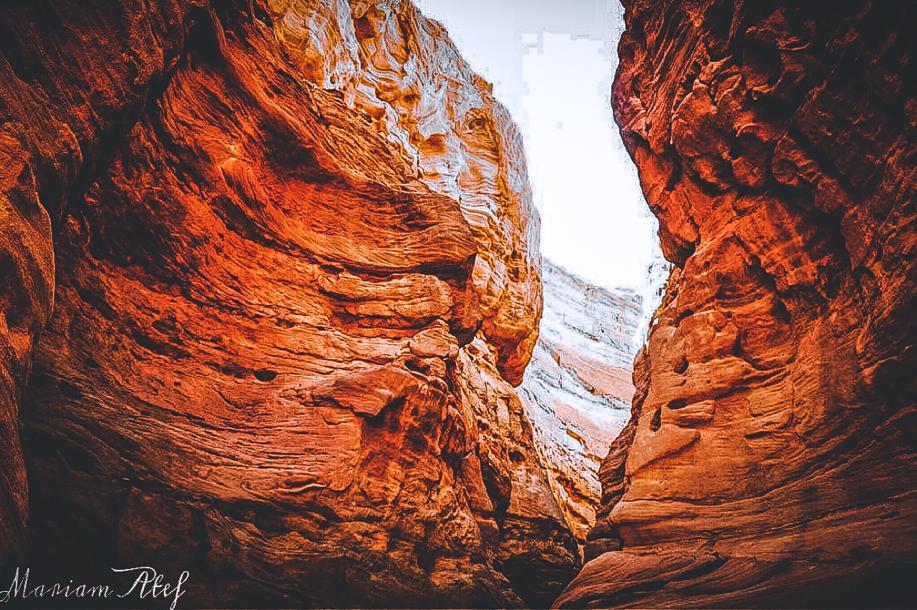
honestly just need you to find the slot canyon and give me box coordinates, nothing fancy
[0,0,913,607]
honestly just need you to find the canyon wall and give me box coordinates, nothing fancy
[0,0,578,606]
[1,0,199,565]
[559,0,916,607]
[520,260,641,542]
[5,0,913,607]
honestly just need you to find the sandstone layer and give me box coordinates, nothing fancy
[1,0,198,565]
[0,0,578,606]
[559,0,916,607]
[520,260,641,543]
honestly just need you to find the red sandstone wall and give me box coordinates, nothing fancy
[560,1,916,606]
[0,0,199,564]
[2,1,914,607]
[0,1,575,606]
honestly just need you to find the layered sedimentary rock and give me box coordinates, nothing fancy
[268,0,542,384]
[0,130,53,564]
[520,260,641,543]
[0,0,578,606]
[559,0,917,607]
[0,0,199,565]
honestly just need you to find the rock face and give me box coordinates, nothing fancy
[559,0,917,607]
[520,260,641,543]
[0,120,53,565]
[0,0,197,565]
[0,0,578,606]
[269,0,543,385]
[5,0,914,606]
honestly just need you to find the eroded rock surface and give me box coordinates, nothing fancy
[559,1,916,607]
[266,0,542,384]
[0,0,577,606]
[520,260,641,543]
[0,0,200,565]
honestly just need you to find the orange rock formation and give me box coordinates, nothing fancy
[559,0,917,606]
[0,0,574,606]
[1,0,914,607]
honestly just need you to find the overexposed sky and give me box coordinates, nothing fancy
[414,0,661,298]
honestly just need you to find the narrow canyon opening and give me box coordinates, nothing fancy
[416,0,669,554]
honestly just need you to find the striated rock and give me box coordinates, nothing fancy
[520,260,641,544]
[0,0,201,565]
[266,0,542,384]
[454,337,579,606]
[559,0,917,607]
[0,0,575,606]
[0,132,52,565]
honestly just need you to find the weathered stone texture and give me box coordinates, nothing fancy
[0,0,571,606]
[520,260,641,543]
[558,1,917,607]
